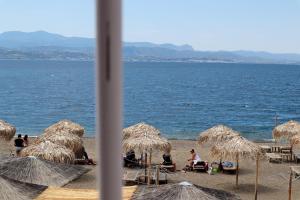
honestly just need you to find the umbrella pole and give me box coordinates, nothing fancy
[254,155,259,200]
[236,154,239,188]
[147,150,152,185]
[288,168,292,200]
[144,153,147,183]
[291,144,293,162]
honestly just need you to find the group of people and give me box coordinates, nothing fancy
[123,148,204,172]
[13,133,96,165]
[14,134,29,155]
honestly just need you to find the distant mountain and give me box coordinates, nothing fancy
[0,31,300,64]
[0,31,94,48]
[124,42,194,51]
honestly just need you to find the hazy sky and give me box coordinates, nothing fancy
[1,0,300,53]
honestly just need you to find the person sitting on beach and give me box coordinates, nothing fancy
[124,150,139,167]
[14,134,24,156]
[82,147,96,165]
[23,135,29,147]
[162,151,173,165]
[182,149,201,172]
[161,150,176,172]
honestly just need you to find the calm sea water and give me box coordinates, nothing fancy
[0,60,300,140]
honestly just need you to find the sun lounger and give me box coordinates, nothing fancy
[271,146,281,153]
[151,168,168,184]
[293,153,300,164]
[193,161,208,172]
[123,170,143,184]
[222,161,237,174]
[160,164,176,172]
[281,146,292,154]
[260,145,271,153]
[291,166,300,176]
[266,153,282,163]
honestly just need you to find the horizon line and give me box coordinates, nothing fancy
[1,30,300,55]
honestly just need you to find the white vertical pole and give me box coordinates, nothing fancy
[96,0,122,199]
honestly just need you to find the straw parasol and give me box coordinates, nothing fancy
[20,141,75,164]
[123,134,171,153]
[0,156,89,187]
[290,134,300,147]
[198,125,240,145]
[210,136,262,200]
[0,120,16,141]
[44,120,85,137]
[123,122,161,140]
[0,174,47,200]
[131,182,240,200]
[123,133,171,185]
[35,130,83,152]
[272,120,300,141]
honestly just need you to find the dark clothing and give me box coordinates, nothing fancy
[83,151,89,160]
[124,150,138,167]
[14,138,24,147]
[126,150,136,160]
[162,154,172,165]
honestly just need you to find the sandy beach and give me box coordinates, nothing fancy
[2,137,300,200]
[71,138,300,200]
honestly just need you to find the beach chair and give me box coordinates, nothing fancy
[123,170,143,185]
[291,166,300,177]
[280,146,292,154]
[123,151,142,168]
[193,161,208,172]
[266,153,282,163]
[260,145,271,153]
[160,164,176,172]
[222,161,237,174]
[152,168,168,184]
[293,152,300,164]
[160,154,176,172]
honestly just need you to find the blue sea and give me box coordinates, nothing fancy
[0,60,300,140]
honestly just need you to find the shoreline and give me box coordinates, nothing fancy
[20,135,276,143]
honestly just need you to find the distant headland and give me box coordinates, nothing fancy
[0,31,300,64]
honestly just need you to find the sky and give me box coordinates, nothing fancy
[0,0,300,53]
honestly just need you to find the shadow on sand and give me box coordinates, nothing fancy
[219,183,279,194]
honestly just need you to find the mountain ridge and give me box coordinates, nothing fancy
[0,31,300,64]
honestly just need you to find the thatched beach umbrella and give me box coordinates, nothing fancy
[272,120,300,141]
[0,156,89,187]
[36,130,83,152]
[210,136,262,200]
[131,182,240,200]
[123,133,171,185]
[0,175,47,200]
[0,120,16,141]
[198,125,240,145]
[123,134,171,153]
[273,120,300,159]
[21,141,75,164]
[123,122,161,140]
[44,120,84,137]
[290,134,300,146]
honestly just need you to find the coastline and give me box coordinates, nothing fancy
[18,135,276,143]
